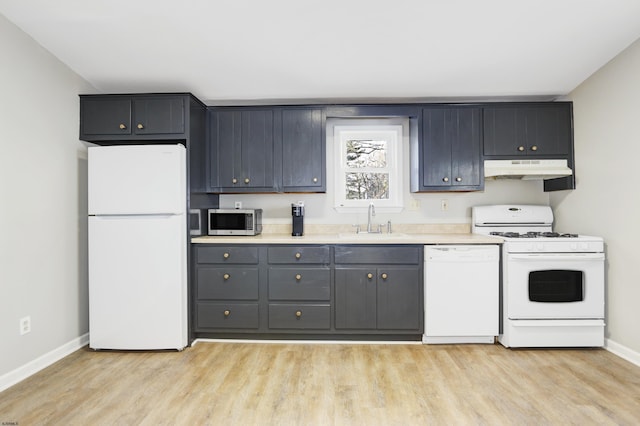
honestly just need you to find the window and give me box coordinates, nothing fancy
[330,119,404,212]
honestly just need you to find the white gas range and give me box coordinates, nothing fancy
[472,205,605,348]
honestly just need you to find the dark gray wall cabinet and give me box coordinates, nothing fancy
[208,109,277,192]
[80,95,190,140]
[483,103,572,158]
[281,108,326,192]
[412,106,483,192]
[207,107,326,193]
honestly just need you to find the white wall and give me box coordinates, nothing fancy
[0,14,94,379]
[551,38,640,354]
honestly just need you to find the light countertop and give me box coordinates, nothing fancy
[192,233,502,245]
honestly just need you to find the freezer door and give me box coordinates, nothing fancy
[88,144,186,215]
[89,214,187,350]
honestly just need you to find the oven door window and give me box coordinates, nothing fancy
[529,270,583,303]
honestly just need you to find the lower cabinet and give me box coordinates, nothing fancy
[192,244,423,337]
[334,246,423,332]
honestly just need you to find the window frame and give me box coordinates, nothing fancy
[330,119,404,213]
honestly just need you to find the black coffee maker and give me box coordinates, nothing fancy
[291,202,304,236]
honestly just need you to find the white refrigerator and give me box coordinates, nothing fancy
[88,144,188,350]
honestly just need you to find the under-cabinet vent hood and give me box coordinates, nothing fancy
[484,159,573,180]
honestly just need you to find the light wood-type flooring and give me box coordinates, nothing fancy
[1,341,640,425]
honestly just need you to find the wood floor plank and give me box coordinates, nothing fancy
[1,342,639,425]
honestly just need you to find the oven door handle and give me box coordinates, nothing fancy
[508,253,605,261]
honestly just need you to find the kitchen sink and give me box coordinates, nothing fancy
[337,232,410,239]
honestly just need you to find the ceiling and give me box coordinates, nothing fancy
[2,0,640,105]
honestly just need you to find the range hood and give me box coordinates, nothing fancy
[484,159,573,180]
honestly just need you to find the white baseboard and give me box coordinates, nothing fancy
[0,333,89,393]
[605,338,640,367]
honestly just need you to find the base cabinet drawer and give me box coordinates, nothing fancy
[268,304,330,329]
[196,246,259,264]
[197,302,259,329]
[197,267,259,300]
[268,267,330,301]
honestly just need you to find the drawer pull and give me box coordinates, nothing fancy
[367,273,373,280]
[295,252,302,259]
[295,274,302,281]
[232,178,238,184]
[223,252,230,259]
[442,177,449,182]
[455,177,462,182]
[118,123,127,130]
[223,273,230,280]
[381,273,388,280]
[223,310,230,317]
[137,123,144,130]
[531,145,538,151]
[295,310,302,318]
[518,146,525,152]
[244,178,250,184]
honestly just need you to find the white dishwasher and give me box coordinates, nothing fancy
[423,245,499,344]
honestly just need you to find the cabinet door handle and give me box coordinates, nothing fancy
[244,178,250,184]
[518,146,525,152]
[455,177,462,182]
[442,177,449,182]
[530,145,538,151]
[223,252,230,259]
[381,273,388,280]
[224,310,231,317]
[232,178,238,184]
[295,310,302,318]
[312,177,318,183]
[118,123,127,130]
[295,252,302,259]
[223,273,230,280]
[367,273,373,280]
[137,123,144,130]
[295,274,302,281]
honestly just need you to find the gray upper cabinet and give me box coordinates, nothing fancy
[80,95,187,141]
[281,108,326,192]
[208,109,278,192]
[412,106,483,192]
[483,103,572,157]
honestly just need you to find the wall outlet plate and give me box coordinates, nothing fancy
[20,316,31,335]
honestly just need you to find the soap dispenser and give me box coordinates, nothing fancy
[291,201,304,237]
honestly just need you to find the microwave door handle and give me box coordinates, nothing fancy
[508,253,605,261]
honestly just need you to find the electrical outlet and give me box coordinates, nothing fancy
[440,199,449,211]
[20,316,31,335]
[234,201,242,209]
[408,199,421,211]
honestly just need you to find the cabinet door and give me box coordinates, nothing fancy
[420,107,482,190]
[81,98,132,137]
[376,266,422,330]
[335,267,377,329]
[209,109,276,192]
[133,97,185,135]
[483,104,571,157]
[281,108,326,192]
[209,110,242,190]
[241,109,275,190]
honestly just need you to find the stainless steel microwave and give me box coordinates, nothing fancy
[208,208,263,236]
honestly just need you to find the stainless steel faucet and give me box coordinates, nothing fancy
[367,202,376,233]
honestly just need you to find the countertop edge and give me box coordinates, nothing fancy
[191,233,503,245]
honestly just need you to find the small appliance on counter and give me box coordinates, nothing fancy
[208,208,262,236]
[291,201,304,236]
